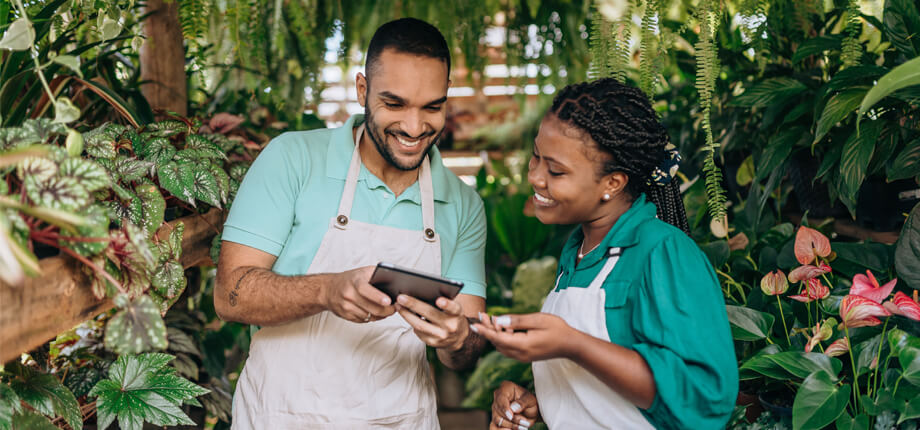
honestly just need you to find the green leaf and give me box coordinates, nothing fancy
[792,35,844,63]
[10,410,57,430]
[104,295,168,355]
[896,203,920,289]
[58,204,109,256]
[184,134,226,160]
[827,66,889,93]
[16,156,57,183]
[834,412,868,430]
[839,121,882,213]
[756,126,806,181]
[0,384,22,430]
[145,120,186,136]
[814,89,867,145]
[898,346,920,386]
[0,127,41,150]
[766,352,843,380]
[156,161,195,205]
[63,364,106,399]
[65,129,83,157]
[190,168,221,208]
[209,162,231,205]
[135,183,165,238]
[229,163,248,182]
[6,363,82,430]
[858,56,920,122]
[51,55,82,78]
[888,138,920,181]
[134,137,175,164]
[883,0,920,58]
[59,158,109,192]
[83,123,124,160]
[855,333,884,375]
[832,241,893,274]
[700,240,730,267]
[88,353,208,430]
[113,156,154,183]
[792,371,850,430]
[151,260,186,314]
[25,176,89,211]
[726,305,775,341]
[0,18,35,51]
[53,98,81,124]
[730,77,808,108]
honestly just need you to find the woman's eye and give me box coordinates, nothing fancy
[548,170,563,177]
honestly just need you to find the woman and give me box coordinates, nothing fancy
[472,79,738,429]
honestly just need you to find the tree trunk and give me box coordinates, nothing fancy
[140,0,187,116]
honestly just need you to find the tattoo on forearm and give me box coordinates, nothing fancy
[446,318,489,369]
[229,267,260,307]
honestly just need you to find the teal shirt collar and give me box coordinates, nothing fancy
[561,194,658,269]
[326,114,451,203]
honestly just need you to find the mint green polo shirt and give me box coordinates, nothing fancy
[554,194,738,429]
[222,115,486,297]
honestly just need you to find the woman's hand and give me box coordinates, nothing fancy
[472,312,579,362]
[490,381,539,429]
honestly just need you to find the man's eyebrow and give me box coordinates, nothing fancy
[378,91,406,104]
[424,96,447,106]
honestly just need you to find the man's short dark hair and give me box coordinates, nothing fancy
[366,18,450,80]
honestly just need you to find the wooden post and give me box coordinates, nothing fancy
[140,0,187,116]
[0,209,224,363]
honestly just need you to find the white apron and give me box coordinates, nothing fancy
[532,247,654,429]
[232,125,442,429]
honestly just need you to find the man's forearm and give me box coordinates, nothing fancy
[437,318,488,370]
[215,266,331,326]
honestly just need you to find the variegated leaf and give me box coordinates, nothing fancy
[0,127,41,150]
[85,255,117,300]
[151,260,185,300]
[110,181,135,201]
[135,137,175,165]
[190,169,221,208]
[205,133,235,152]
[16,157,57,183]
[145,120,187,136]
[135,183,165,238]
[228,163,249,182]
[209,162,230,204]
[149,291,182,318]
[162,222,184,263]
[185,134,226,160]
[157,161,195,205]
[114,155,155,182]
[83,123,125,159]
[25,176,89,211]
[58,204,109,257]
[173,149,202,163]
[105,194,142,227]
[104,295,168,354]
[124,221,157,269]
[59,158,110,192]
[21,119,67,142]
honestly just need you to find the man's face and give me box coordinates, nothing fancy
[356,48,449,171]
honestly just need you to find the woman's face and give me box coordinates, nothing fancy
[527,114,619,225]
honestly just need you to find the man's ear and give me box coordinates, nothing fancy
[356,72,368,107]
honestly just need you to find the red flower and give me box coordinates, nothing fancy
[760,270,789,296]
[840,295,891,328]
[788,265,831,283]
[824,338,850,357]
[883,290,919,321]
[794,226,831,265]
[850,271,897,304]
[805,320,833,353]
[790,279,830,303]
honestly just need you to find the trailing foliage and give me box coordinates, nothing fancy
[694,0,728,223]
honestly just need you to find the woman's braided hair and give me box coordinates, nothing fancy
[550,78,690,234]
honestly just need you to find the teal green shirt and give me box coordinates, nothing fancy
[555,194,738,429]
[222,115,487,297]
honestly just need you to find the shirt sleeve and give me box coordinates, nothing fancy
[222,134,304,256]
[631,234,739,429]
[443,190,487,298]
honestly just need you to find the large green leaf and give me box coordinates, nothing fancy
[82,123,125,160]
[896,203,920,289]
[6,363,82,430]
[898,346,920,386]
[150,260,186,315]
[104,295,168,355]
[888,138,920,181]
[726,305,775,341]
[156,161,195,205]
[730,77,808,108]
[16,157,57,182]
[184,134,226,160]
[792,371,850,430]
[10,410,57,430]
[209,162,231,205]
[839,121,882,214]
[190,168,222,208]
[791,35,844,63]
[766,352,842,380]
[835,412,869,430]
[756,126,806,181]
[832,241,893,274]
[134,137,176,164]
[855,333,884,376]
[899,397,920,424]
[0,384,22,430]
[89,353,209,430]
[59,158,109,192]
[25,176,89,211]
[883,0,920,58]
[857,56,920,122]
[814,89,867,145]
[0,126,41,149]
[113,156,155,183]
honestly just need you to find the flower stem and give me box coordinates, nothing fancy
[845,325,862,414]
[871,317,890,397]
[777,295,791,348]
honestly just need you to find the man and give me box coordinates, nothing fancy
[214,18,488,429]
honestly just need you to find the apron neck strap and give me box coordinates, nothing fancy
[336,124,438,241]
[586,247,623,292]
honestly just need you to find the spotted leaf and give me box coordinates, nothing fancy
[16,157,57,183]
[0,127,41,150]
[135,183,165,238]
[59,204,109,256]
[0,383,22,430]
[144,120,187,137]
[59,158,110,192]
[83,124,125,160]
[21,119,67,142]
[157,161,195,205]
[104,295,168,355]
[190,169,221,208]
[135,137,175,164]
[6,362,82,430]
[228,163,248,182]
[209,162,230,204]
[25,176,89,211]
[184,134,226,160]
[113,156,155,183]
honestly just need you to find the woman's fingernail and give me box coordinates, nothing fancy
[518,425,529,430]
[520,418,531,426]
[478,312,487,322]
[510,402,522,413]
[470,325,479,333]
[505,410,513,420]
[494,315,511,327]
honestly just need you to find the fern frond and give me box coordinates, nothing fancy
[178,0,209,42]
[588,3,615,79]
[638,0,659,97]
[840,0,862,67]
[694,0,727,221]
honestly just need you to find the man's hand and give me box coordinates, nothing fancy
[491,381,539,429]
[395,294,469,351]
[324,266,397,323]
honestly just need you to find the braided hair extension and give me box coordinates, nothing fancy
[550,78,690,234]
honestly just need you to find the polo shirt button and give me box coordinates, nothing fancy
[337,215,348,225]
[425,228,435,239]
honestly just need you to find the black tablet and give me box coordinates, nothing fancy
[369,262,464,307]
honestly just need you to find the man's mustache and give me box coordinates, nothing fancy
[385,129,436,140]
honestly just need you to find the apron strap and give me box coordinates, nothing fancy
[335,125,365,229]
[587,247,623,292]
[418,156,437,242]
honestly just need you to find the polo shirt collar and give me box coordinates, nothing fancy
[561,193,657,270]
[325,114,450,203]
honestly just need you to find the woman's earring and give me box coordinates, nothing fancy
[602,193,611,201]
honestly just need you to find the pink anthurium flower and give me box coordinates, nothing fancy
[805,320,834,353]
[840,295,892,328]
[824,338,850,357]
[789,278,830,303]
[760,270,789,296]
[795,226,831,265]
[850,271,897,304]
[788,264,831,283]
[883,290,919,321]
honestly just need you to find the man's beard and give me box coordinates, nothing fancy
[364,105,442,171]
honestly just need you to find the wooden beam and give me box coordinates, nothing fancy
[0,209,225,363]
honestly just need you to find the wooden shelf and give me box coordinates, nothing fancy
[0,209,225,364]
